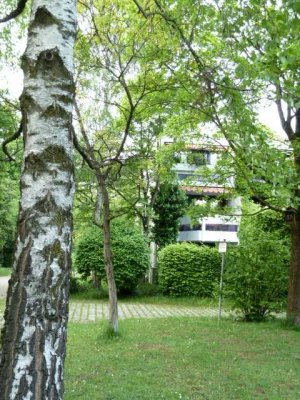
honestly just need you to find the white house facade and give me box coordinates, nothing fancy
[169,140,241,244]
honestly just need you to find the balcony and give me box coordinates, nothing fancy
[178,216,239,244]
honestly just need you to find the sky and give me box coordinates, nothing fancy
[258,101,286,140]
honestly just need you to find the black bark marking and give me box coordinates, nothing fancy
[34,327,44,400]
[30,7,60,29]
[21,48,74,90]
[0,237,33,399]
[28,145,73,172]
[37,48,74,83]
[24,146,73,186]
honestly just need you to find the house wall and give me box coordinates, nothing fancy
[172,142,241,244]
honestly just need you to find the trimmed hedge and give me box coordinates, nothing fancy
[158,243,221,297]
[74,220,150,294]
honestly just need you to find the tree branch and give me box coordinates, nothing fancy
[132,0,156,18]
[275,84,294,140]
[2,121,22,161]
[71,125,96,170]
[0,0,29,23]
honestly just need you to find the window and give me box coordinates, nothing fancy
[178,173,195,181]
[179,224,190,231]
[205,224,238,232]
[173,152,181,163]
[179,224,202,231]
[186,151,210,166]
[178,173,203,183]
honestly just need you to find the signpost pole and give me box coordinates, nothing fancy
[218,240,227,322]
[218,252,225,322]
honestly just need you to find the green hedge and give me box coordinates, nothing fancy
[74,219,150,294]
[158,243,221,297]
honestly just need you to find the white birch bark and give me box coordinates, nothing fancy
[0,1,77,399]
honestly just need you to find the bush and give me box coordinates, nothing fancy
[134,282,161,297]
[158,243,221,297]
[74,219,150,295]
[69,275,81,294]
[225,211,290,321]
[0,238,15,268]
[69,277,108,299]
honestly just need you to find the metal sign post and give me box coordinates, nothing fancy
[218,240,227,322]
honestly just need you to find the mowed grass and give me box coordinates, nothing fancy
[0,298,299,399]
[70,292,224,309]
[65,318,300,400]
[70,285,232,310]
[0,267,11,277]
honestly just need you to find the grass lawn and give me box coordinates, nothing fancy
[0,267,11,277]
[65,318,300,400]
[70,288,232,309]
[0,298,299,399]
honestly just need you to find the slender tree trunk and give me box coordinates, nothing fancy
[149,241,158,284]
[94,185,103,226]
[141,217,158,284]
[91,270,100,289]
[287,209,300,325]
[286,119,300,325]
[98,176,118,333]
[0,2,76,399]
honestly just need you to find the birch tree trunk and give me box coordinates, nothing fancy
[0,1,77,399]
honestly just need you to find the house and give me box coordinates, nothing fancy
[169,140,241,244]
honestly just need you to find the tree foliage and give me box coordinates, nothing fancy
[152,182,188,247]
[0,101,20,267]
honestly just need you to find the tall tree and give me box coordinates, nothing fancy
[132,0,300,324]
[0,1,77,398]
[73,0,168,331]
[219,0,300,325]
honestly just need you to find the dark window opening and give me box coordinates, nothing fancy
[218,198,228,208]
[179,224,202,231]
[178,173,203,183]
[205,224,238,232]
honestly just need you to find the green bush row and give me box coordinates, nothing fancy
[158,243,221,297]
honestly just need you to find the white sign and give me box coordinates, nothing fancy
[218,241,227,253]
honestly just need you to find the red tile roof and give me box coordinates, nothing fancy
[181,185,231,195]
[164,141,229,152]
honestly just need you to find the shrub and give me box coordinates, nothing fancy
[0,237,15,268]
[74,219,150,294]
[135,282,161,297]
[158,243,221,297]
[225,211,290,321]
[69,275,81,294]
